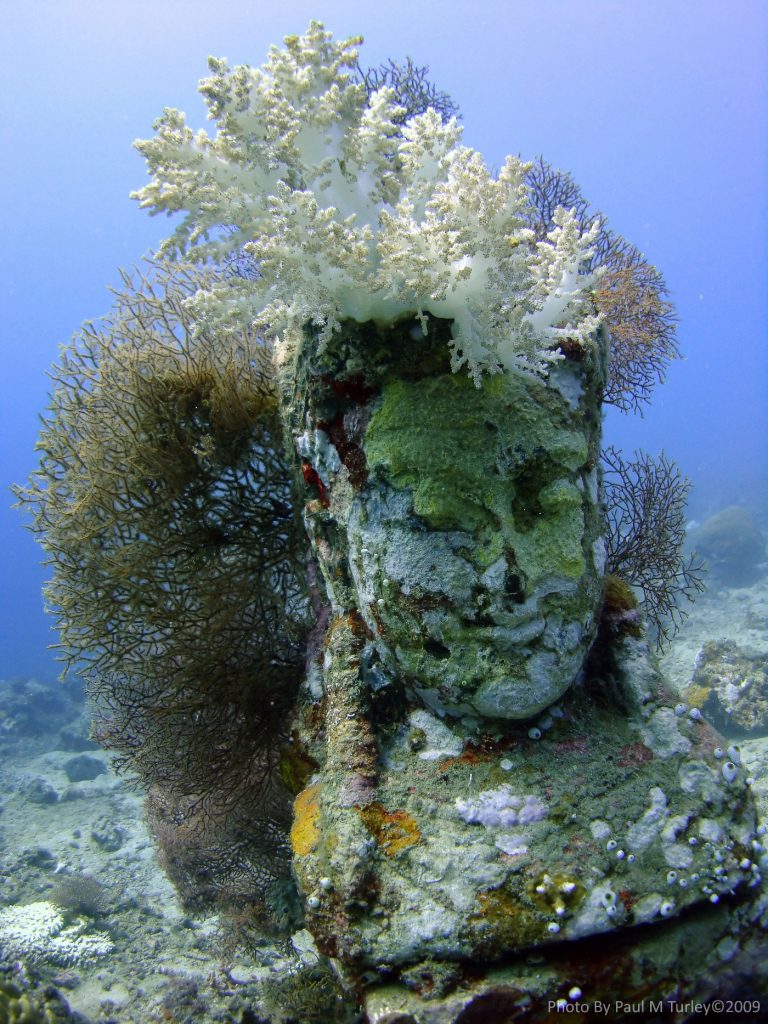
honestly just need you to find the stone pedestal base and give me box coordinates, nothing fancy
[291,635,767,1020]
[363,895,767,1022]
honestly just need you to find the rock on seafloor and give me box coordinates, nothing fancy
[685,639,768,737]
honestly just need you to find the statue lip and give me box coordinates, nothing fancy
[454,616,548,649]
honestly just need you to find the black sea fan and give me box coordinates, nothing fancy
[602,446,706,648]
[524,158,679,413]
[353,56,460,122]
[14,259,311,925]
[50,873,110,918]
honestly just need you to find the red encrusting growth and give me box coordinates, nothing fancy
[326,373,376,405]
[301,460,330,507]
[317,411,368,488]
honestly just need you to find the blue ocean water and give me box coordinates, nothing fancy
[2,0,765,681]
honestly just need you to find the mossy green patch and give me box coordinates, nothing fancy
[363,372,589,587]
[279,735,321,795]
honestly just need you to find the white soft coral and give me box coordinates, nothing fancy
[133,21,601,382]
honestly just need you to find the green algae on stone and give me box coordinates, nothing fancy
[467,886,548,956]
[353,358,604,720]
[363,371,589,586]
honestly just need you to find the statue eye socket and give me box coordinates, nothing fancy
[504,572,526,603]
[423,638,450,660]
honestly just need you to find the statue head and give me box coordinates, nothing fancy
[278,313,607,723]
[127,22,610,724]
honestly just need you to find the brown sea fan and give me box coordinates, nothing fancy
[14,259,311,923]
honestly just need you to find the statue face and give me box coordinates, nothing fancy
[344,365,605,721]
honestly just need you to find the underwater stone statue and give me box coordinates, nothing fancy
[277,322,765,1020]
[19,22,768,1022]
[276,313,607,724]
[130,25,758,1018]
[130,21,610,724]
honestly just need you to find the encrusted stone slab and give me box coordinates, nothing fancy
[363,894,768,1023]
[293,635,761,971]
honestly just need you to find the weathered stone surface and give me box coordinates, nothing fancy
[364,735,768,1022]
[364,893,768,1022]
[274,315,766,1020]
[354,366,603,720]
[292,633,761,975]
[277,314,606,723]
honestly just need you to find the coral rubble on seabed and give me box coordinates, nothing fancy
[0,679,340,1024]
[662,568,768,839]
[661,570,768,687]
